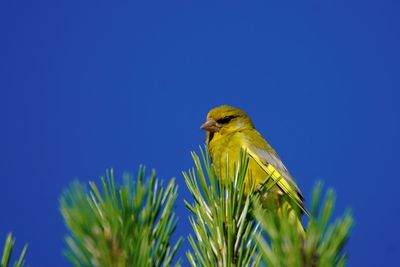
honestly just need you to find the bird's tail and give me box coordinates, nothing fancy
[260,191,306,237]
[289,206,306,237]
[278,200,306,238]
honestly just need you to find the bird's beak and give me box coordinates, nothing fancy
[200,118,220,132]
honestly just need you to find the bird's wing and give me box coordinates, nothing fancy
[246,145,309,216]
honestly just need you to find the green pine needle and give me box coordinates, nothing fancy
[1,233,28,267]
[254,182,354,267]
[184,147,260,267]
[60,167,182,267]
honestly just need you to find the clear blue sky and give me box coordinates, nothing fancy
[1,1,399,266]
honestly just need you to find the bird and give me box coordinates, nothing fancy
[200,105,308,231]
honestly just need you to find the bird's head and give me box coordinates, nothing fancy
[200,105,254,143]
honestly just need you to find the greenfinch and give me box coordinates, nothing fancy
[200,105,308,225]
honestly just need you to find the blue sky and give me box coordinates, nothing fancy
[1,1,399,266]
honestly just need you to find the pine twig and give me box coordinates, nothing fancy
[60,167,182,267]
[184,147,260,267]
[1,233,28,267]
[254,182,353,267]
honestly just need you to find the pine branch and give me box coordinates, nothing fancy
[60,167,183,267]
[253,182,353,267]
[1,233,28,267]
[183,148,261,267]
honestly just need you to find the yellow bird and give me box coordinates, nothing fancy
[200,105,308,228]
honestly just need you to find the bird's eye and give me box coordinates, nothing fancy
[217,115,237,124]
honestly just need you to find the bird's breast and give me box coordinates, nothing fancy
[208,133,257,190]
